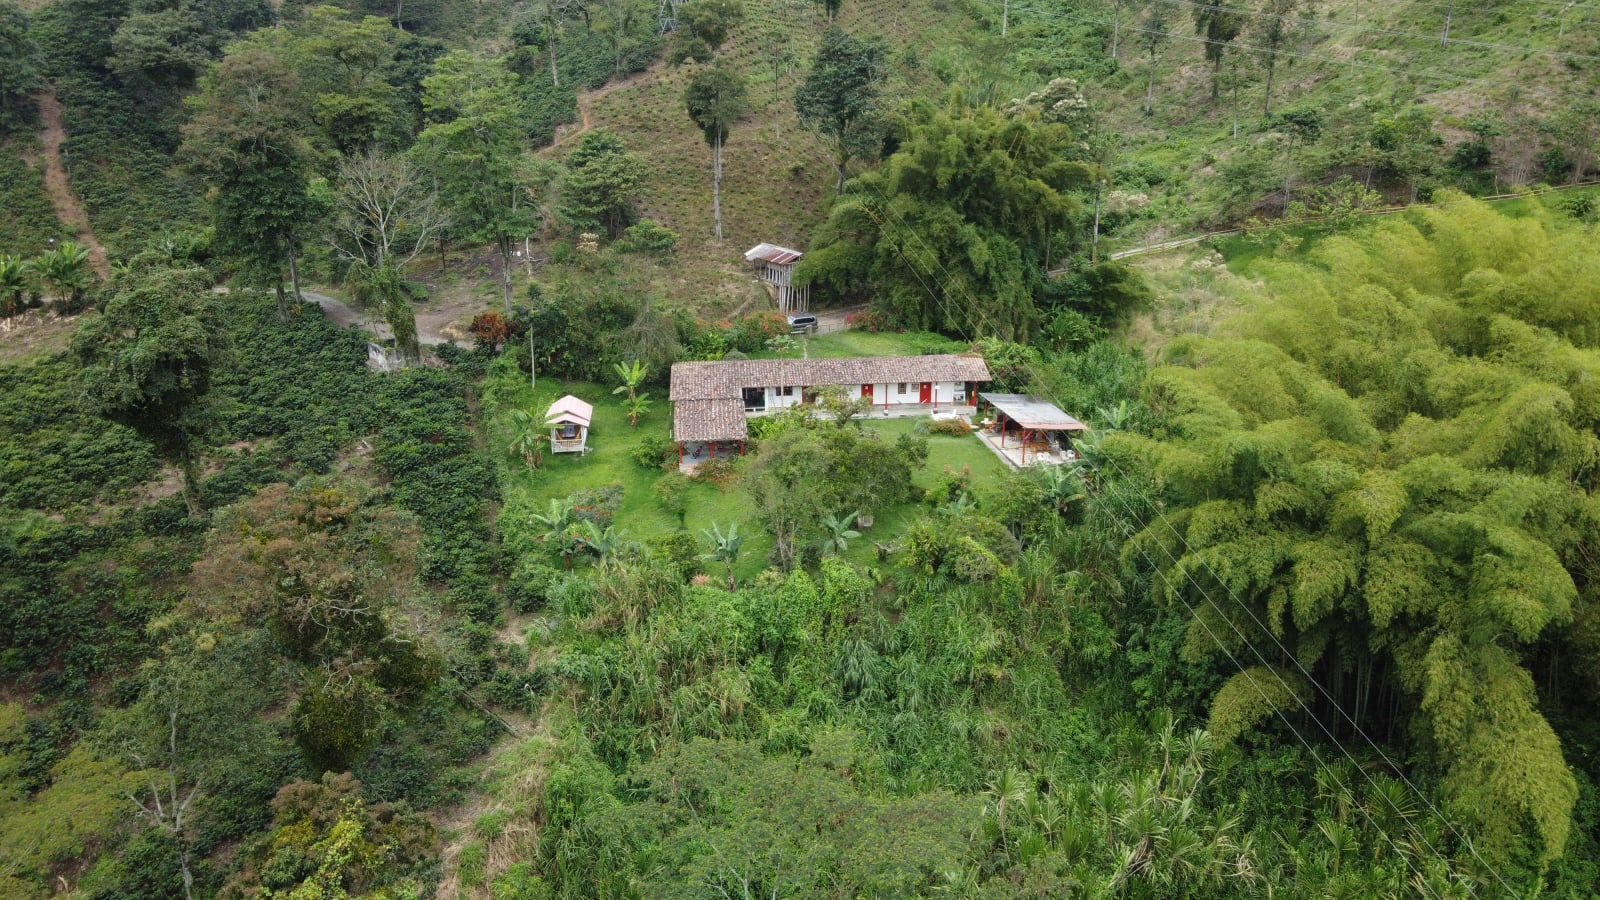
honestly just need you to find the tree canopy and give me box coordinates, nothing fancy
[798,100,1093,339]
[72,259,228,513]
[1111,195,1600,864]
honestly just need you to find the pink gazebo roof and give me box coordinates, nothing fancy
[545,395,593,427]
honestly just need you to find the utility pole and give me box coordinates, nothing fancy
[1002,0,1008,36]
[1090,179,1107,265]
[1441,0,1454,47]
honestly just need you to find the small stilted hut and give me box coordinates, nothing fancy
[545,395,593,453]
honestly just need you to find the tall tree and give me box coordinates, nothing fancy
[1193,5,1244,103]
[683,64,748,242]
[416,51,553,316]
[1254,0,1307,117]
[331,149,447,271]
[562,128,648,238]
[104,633,276,900]
[1138,2,1170,115]
[799,103,1091,339]
[794,26,887,193]
[669,0,743,64]
[182,48,321,321]
[1108,0,1141,61]
[72,259,228,516]
[0,0,43,134]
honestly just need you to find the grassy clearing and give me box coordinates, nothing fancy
[485,360,1009,581]
[746,328,967,359]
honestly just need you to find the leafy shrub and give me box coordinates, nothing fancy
[651,472,689,522]
[726,311,789,352]
[631,434,676,470]
[688,456,737,485]
[508,560,562,613]
[926,417,971,436]
[844,308,894,332]
[647,530,700,578]
[618,219,679,258]
[570,483,622,525]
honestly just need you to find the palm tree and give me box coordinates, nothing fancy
[623,392,652,427]
[1038,464,1088,515]
[698,521,742,589]
[33,241,92,313]
[507,408,547,468]
[819,509,861,555]
[0,255,31,318]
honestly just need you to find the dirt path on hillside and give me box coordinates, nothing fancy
[33,88,110,277]
[546,62,664,154]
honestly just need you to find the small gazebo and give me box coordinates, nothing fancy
[545,395,593,453]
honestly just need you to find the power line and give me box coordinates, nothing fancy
[784,128,1484,895]
[1146,0,1600,63]
[996,0,1461,84]
[982,0,1600,105]
[783,111,1522,894]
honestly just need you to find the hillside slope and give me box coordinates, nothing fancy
[559,0,979,300]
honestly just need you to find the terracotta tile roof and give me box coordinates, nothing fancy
[672,399,749,442]
[669,355,992,401]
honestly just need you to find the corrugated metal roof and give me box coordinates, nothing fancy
[670,355,992,401]
[979,393,1089,431]
[744,242,803,265]
[545,395,593,427]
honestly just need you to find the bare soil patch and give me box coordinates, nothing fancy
[32,88,110,277]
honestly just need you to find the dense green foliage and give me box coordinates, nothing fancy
[1115,196,1600,868]
[800,100,1094,339]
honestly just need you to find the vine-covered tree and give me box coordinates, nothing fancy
[72,259,227,515]
[1193,4,1244,102]
[682,63,747,242]
[799,101,1092,339]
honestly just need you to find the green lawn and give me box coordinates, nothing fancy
[487,365,1010,581]
[746,329,968,360]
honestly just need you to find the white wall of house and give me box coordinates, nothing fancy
[766,385,803,408]
[754,380,980,409]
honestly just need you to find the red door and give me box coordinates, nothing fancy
[861,383,873,401]
[919,382,932,403]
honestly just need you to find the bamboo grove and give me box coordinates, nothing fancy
[1111,195,1600,872]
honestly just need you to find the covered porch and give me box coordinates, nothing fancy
[673,398,749,471]
[546,395,594,453]
[975,393,1089,468]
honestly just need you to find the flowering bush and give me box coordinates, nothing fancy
[844,308,894,333]
[727,311,790,352]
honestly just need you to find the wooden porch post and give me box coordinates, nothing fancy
[739,440,745,456]
[1022,429,1029,465]
[677,442,683,466]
